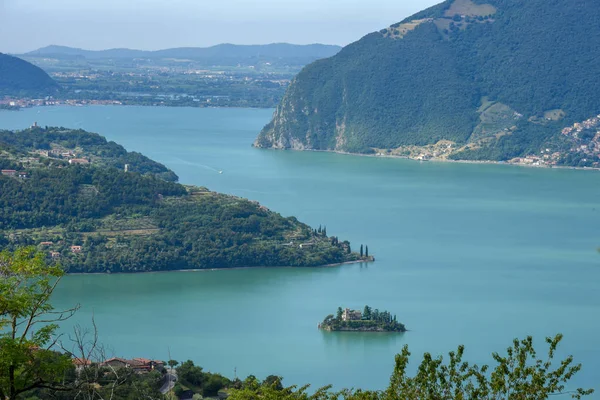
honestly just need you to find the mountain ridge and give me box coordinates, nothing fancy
[255,0,600,167]
[22,43,342,60]
[0,53,58,96]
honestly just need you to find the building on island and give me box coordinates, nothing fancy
[342,308,362,322]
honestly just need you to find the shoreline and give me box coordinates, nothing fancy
[0,101,275,112]
[6,103,596,171]
[257,146,600,172]
[65,258,374,276]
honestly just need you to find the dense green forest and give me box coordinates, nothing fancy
[0,53,58,96]
[0,128,361,272]
[256,0,600,164]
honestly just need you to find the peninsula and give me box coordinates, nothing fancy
[0,126,369,273]
[319,306,406,332]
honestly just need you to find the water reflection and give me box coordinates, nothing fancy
[320,331,406,354]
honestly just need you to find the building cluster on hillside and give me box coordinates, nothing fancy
[38,241,84,259]
[562,114,600,138]
[72,357,165,374]
[559,114,600,165]
[509,149,562,167]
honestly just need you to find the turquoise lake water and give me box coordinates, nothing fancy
[1,106,599,394]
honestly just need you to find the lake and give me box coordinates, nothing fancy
[1,106,599,394]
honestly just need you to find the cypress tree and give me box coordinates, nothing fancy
[360,244,363,257]
[365,245,369,258]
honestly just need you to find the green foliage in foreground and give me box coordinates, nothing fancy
[228,335,594,399]
[0,248,74,400]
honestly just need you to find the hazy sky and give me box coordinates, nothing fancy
[0,0,439,53]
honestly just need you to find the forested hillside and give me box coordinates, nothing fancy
[256,0,600,166]
[0,126,178,181]
[0,53,58,95]
[0,128,361,272]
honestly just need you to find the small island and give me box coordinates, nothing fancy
[318,306,406,332]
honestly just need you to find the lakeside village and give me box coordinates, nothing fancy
[318,306,406,332]
[0,97,122,110]
[372,114,600,168]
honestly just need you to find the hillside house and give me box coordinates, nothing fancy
[50,252,61,259]
[1,169,17,177]
[70,246,83,253]
[72,357,92,372]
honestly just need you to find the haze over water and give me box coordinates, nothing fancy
[1,106,599,393]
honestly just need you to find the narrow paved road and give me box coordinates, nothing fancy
[160,371,177,394]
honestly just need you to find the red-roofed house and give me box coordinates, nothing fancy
[72,358,92,372]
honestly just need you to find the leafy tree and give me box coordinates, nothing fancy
[336,307,343,321]
[0,247,78,400]
[263,375,284,391]
[177,360,204,386]
[363,306,372,320]
[228,335,593,399]
[385,334,593,399]
[167,359,179,371]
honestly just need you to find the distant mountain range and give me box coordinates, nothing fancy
[22,43,342,62]
[0,53,58,96]
[256,0,600,166]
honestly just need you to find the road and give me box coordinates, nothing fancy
[160,371,178,394]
